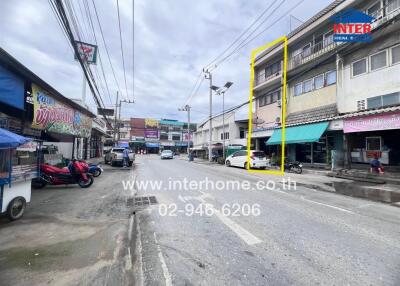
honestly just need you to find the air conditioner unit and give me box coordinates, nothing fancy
[277,99,282,107]
[357,100,366,111]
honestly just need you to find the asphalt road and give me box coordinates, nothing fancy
[1,155,399,286]
[133,155,400,286]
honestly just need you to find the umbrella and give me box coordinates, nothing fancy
[0,128,31,148]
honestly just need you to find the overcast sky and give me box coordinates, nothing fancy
[0,0,333,123]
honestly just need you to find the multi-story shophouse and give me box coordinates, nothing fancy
[193,104,249,159]
[252,0,400,168]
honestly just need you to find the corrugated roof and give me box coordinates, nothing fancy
[286,103,337,126]
[336,105,400,119]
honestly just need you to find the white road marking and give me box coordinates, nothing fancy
[214,210,262,245]
[125,247,132,270]
[301,196,354,214]
[128,215,134,242]
[153,232,173,286]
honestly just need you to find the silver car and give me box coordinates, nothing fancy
[160,150,174,159]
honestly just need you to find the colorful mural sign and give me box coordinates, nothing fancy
[31,84,92,137]
[344,112,400,133]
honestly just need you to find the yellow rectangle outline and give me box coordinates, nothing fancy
[246,36,288,175]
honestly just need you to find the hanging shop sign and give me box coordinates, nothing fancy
[31,84,92,137]
[74,41,98,64]
[344,112,400,133]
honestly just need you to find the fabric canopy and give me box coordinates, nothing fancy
[266,122,329,145]
[0,128,31,148]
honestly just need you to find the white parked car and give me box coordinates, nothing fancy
[225,150,270,169]
[104,148,135,166]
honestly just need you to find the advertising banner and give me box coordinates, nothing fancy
[31,84,92,137]
[344,112,400,133]
[144,129,159,139]
[145,118,159,128]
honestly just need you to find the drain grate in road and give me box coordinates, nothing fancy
[133,196,158,207]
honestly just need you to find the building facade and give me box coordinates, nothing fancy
[193,104,249,158]
[252,0,400,168]
[129,118,196,154]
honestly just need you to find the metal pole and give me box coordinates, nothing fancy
[114,91,119,144]
[222,91,225,159]
[118,100,122,141]
[206,70,213,162]
[82,69,86,104]
[187,105,191,154]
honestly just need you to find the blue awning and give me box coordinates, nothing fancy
[146,142,160,148]
[0,65,25,110]
[0,128,31,148]
[266,122,329,145]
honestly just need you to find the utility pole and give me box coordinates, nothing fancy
[114,91,119,144]
[178,105,191,154]
[118,99,135,142]
[204,69,213,162]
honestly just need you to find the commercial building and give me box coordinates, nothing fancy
[129,118,196,154]
[252,0,400,168]
[193,103,248,159]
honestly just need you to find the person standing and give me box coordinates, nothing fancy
[123,148,130,168]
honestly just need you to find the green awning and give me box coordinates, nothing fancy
[266,122,329,145]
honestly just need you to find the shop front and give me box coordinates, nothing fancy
[344,111,400,166]
[267,122,342,165]
[145,142,160,154]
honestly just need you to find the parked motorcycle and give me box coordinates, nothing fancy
[78,160,103,177]
[32,160,94,189]
[284,160,303,174]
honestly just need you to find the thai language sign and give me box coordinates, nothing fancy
[343,112,400,133]
[144,129,159,139]
[31,84,92,137]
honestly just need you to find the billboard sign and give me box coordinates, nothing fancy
[31,84,92,137]
[330,8,374,43]
[344,112,400,133]
[75,41,98,64]
[145,118,159,128]
[144,129,159,139]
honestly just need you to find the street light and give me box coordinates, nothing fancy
[211,81,233,159]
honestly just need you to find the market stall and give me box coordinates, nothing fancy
[0,128,38,220]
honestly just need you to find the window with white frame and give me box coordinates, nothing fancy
[391,45,400,64]
[294,82,302,96]
[370,50,387,71]
[325,70,336,85]
[314,74,324,89]
[303,79,313,93]
[352,58,367,76]
[324,30,334,47]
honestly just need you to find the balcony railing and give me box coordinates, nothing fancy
[370,0,400,29]
[289,38,337,70]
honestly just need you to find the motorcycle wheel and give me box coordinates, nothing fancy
[7,197,26,221]
[31,178,47,189]
[78,175,94,188]
[93,169,102,177]
[290,165,302,174]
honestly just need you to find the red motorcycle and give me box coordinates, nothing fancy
[32,160,94,189]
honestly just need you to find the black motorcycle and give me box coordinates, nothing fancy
[284,160,303,174]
